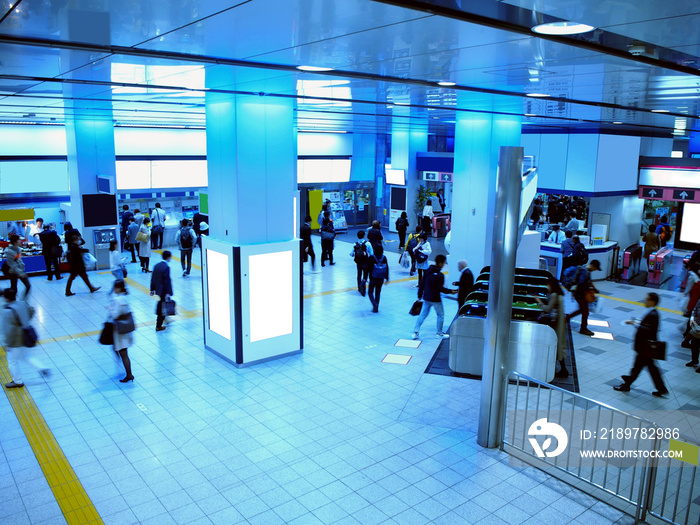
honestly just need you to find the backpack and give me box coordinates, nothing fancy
[573,243,588,265]
[353,241,368,264]
[562,266,586,291]
[180,227,193,249]
[371,255,388,279]
[406,235,419,253]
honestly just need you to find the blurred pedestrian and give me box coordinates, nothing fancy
[107,279,134,383]
[3,288,48,388]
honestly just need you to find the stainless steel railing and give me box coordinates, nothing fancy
[500,371,700,525]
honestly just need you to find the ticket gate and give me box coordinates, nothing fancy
[620,244,643,281]
[647,247,674,286]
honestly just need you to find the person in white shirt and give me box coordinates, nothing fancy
[109,239,127,286]
[422,199,435,235]
[28,218,43,245]
[563,214,579,233]
[150,203,166,250]
[548,224,566,244]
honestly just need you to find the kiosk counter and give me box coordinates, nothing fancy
[540,240,618,280]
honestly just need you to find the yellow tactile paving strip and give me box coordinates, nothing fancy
[0,348,103,525]
[597,293,683,316]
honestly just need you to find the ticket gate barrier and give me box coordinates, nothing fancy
[620,244,643,281]
[647,247,674,286]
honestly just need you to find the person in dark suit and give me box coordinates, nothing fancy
[300,215,315,269]
[150,251,173,332]
[120,205,133,251]
[38,224,62,281]
[453,260,474,308]
[614,293,668,397]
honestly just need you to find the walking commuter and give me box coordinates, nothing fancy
[453,260,474,308]
[367,220,384,253]
[3,288,49,388]
[127,217,140,263]
[352,230,372,295]
[614,293,669,397]
[5,235,31,299]
[437,189,446,213]
[193,211,207,249]
[65,240,100,296]
[150,203,166,249]
[320,214,336,267]
[39,224,62,281]
[412,254,457,340]
[413,231,431,289]
[300,216,316,270]
[150,251,173,332]
[563,259,601,336]
[109,240,127,292]
[138,217,152,273]
[121,205,133,251]
[175,219,196,277]
[642,225,660,262]
[107,279,135,383]
[63,222,84,246]
[395,212,409,250]
[405,226,422,277]
[683,263,700,317]
[367,245,389,313]
[535,278,568,377]
[422,199,434,235]
[683,299,700,370]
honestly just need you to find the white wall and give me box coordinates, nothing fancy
[297,132,352,156]
[594,135,641,192]
[589,195,644,249]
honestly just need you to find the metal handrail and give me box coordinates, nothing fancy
[500,371,700,525]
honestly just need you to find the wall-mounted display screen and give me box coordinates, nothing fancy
[680,203,700,245]
[297,159,351,183]
[82,194,118,227]
[206,249,231,340]
[386,168,406,186]
[249,251,293,343]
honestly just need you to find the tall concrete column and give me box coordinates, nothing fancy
[391,120,428,229]
[449,96,522,273]
[202,69,301,367]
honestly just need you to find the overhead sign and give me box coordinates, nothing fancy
[439,172,453,182]
[423,171,438,181]
[638,186,700,203]
[673,189,696,200]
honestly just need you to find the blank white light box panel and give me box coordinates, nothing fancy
[249,251,293,342]
[680,204,700,244]
[206,249,231,340]
[383,354,412,365]
[588,320,610,328]
[395,339,421,349]
[591,332,614,340]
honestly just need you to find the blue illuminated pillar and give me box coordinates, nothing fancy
[449,95,522,273]
[202,69,301,367]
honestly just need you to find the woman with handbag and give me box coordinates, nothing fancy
[320,215,336,267]
[137,217,152,273]
[65,240,100,296]
[107,279,134,383]
[535,278,568,378]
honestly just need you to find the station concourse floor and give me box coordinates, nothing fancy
[0,238,696,525]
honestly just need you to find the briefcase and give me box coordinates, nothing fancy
[647,340,667,361]
[409,300,423,316]
[159,299,177,317]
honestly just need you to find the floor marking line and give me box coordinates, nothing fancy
[597,293,683,315]
[0,350,104,525]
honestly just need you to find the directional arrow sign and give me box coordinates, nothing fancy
[673,189,695,200]
[643,187,661,198]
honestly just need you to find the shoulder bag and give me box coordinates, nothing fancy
[646,340,667,361]
[136,230,149,242]
[114,311,136,334]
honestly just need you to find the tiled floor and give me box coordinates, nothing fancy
[0,239,696,524]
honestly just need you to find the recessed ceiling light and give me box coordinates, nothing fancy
[297,65,335,72]
[532,21,595,36]
[437,81,456,87]
[386,105,394,109]
[524,113,536,117]
[651,109,670,113]
[613,121,623,124]
[526,93,550,97]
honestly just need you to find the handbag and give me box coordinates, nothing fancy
[152,225,164,235]
[689,319,700,339]
[647,340,667,361]
[415,249,428,264]
[320,230,335,241]
[99,322,114,345]
[135,231,149,242]
[410,300,423,316]
[22,326,38,348]
[400,252,411,269]
[82,252,97,268]
[114,312,136,334]
[158,299,177,316]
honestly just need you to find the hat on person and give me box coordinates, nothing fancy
[589,259,601,271]
[199,222,209,231]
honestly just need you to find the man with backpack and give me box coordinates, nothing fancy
[405,226,422,277]
[366,245,389,313]
[562,259,601,336]
[351,230,373,296]
[572,236,589,266]
[175,219,196,277]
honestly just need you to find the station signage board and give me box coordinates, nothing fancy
[638,186,700,203]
